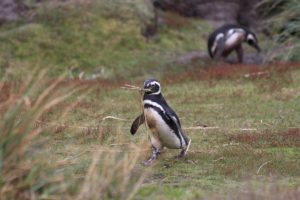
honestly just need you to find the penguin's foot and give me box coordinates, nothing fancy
[142,157,155,166]
[143,148,160,166]
[175,148,187,159]
[174,152,185,159]
[142,154,158,166]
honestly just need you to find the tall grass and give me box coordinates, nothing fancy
[256,0,300,61]
[0,69,150,199]
[0,70,84,198]
[77,144,149,200]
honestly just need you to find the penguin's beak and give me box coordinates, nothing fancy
[143,85,152,93]
[253,43,261,52]
[142,88,152,92]
[249,40,261,52]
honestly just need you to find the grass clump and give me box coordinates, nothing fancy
[0,70,84,198]
[78,145,148,200]
[0,68,150,199]
[256,0,300,61]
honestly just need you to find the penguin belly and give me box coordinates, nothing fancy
[144,108,181,149]
[223,32,245,54]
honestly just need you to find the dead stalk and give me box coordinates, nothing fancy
[256,160,272,175]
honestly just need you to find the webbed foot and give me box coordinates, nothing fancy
[142,147,160,166]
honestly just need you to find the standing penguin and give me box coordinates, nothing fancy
[207,24,261,63]
[130,79,191,165]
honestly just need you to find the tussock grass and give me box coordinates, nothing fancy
[0,70,85,198]
[256,0,300,61]
[0,69,151,199]
[77,144,149,200]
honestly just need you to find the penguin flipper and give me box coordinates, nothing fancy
[214,37,226,59]
[130,114,145,135]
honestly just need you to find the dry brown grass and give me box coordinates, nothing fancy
[77,144,149,200]
[0,70,86,199]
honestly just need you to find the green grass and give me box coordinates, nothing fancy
[1,0,300,199]
[7,65,297,199]
[0,1,210,79]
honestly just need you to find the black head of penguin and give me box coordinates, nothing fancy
[245,31,261,52]
[143,79,161,95]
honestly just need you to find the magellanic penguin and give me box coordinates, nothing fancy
[130,79,191,165]
[207,24,261,63]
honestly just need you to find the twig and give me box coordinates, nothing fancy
[110,143,131,146]
[35,118,128,131]
[122,83,150,144]
[102,116,128,121]
[183,126,257,131]
[121,84,151,92]
[183,126,219,130]
[256,160,272,175]
[244,71,270,78]
[213,157,225,162]
[185,139,191,154]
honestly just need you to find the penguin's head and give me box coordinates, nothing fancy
[143,79,161,95]
[246,32,261,52]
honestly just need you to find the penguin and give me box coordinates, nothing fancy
[130,79,191,165]
[207,24,261,63]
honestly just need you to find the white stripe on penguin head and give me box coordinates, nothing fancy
[145,80,161,95]
[247,33,255,42]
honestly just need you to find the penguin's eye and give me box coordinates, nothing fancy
[149,83,156,87]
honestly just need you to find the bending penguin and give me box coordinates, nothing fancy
[207,24,261,63]
[130,79,191,165]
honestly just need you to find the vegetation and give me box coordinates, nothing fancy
[256,0,300,61]
[0,0,299,199]
[0,0,209,79]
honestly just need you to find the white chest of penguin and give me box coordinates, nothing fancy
[225,31,245,49]
[144,108,181,149]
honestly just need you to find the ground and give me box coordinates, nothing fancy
[7,64,296,199]
[0,1,300,199]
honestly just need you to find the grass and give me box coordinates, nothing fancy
[131,65,300,199]
[2,64,298,199]
[0,0,210,79]
[0,0,300,199]
[0,70,87,199]
[256,0,300,61]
